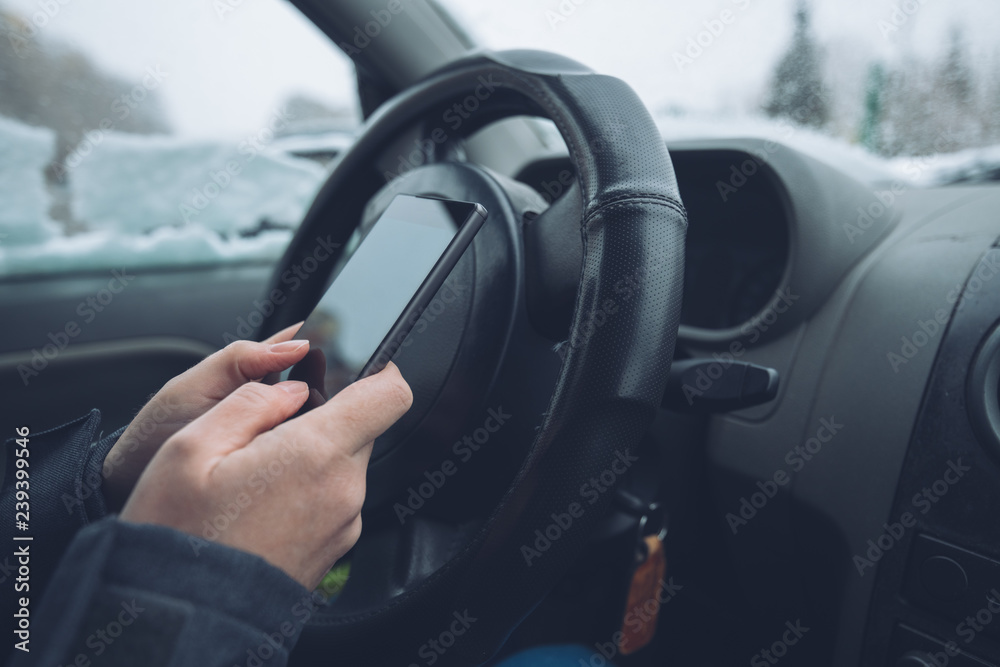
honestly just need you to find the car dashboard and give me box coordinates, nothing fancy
[517,137,1000,666]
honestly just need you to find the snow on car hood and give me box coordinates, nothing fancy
[0,116,62,246]
[69,131,326,235]
[885,144,1000,186]
[655,114,1000,186]
[0,119,327,277]
[654,113,897,183]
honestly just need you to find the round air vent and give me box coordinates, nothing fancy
[967,323,1000,459]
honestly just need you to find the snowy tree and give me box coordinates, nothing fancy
[938,27,974,108]
[0,9,170,172]
[763,0,829,129]
[870,27,997,157]
[858,63,885,152]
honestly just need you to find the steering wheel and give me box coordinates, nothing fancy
[258,50,687,666]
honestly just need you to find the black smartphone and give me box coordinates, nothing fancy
[288,194,487,400]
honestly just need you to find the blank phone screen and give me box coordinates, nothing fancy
[291,196,465,398]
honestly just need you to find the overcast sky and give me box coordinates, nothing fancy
[5,0,999,138]
[451,0,1000,117]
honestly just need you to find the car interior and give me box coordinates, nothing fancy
[3,0,1000,665]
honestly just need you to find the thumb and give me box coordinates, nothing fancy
[178,381,310,460]
[273,362,413,457]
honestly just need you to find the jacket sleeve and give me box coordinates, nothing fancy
[0,410,125,662]
[1,409,124,553]
[1,411,128,661]
[10,517,319,667]
[1,412,320,666]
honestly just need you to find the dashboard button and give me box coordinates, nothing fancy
[920,555,970,601]
[896,650,945,667]
[903,535,1000,627]
[891,625,995,667]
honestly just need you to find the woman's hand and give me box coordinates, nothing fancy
[119,362,412,589]
[102,323,310,510]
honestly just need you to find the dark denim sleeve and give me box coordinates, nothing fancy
[10,518,319,667]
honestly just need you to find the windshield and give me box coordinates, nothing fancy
[0,0,357,278]
[442,0,1000,184]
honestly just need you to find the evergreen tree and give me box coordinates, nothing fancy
[938,27,973,107]
[763,0,829,128]
[859,63,885,151]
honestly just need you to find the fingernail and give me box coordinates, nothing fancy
[279,381,309,394]
[270,340,309,354]
[309,387,327,406]
[279,321,305,338]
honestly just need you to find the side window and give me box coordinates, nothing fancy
[0,0,358,278]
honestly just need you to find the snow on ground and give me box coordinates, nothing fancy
[653,113,897,184]
[531,112,901,183]
[0,123,328,277]
[3,111,998,278]
[0,116,62,245]
[885,144,1000,186]
[655,114,1000,187]
[0,226,293,276]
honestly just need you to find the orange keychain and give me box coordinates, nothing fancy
[618,534,666,655]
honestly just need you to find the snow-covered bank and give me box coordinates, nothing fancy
[0,116,61,246]
[0,117,327,277]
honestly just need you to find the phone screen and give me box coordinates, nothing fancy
[289,195,484,400]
